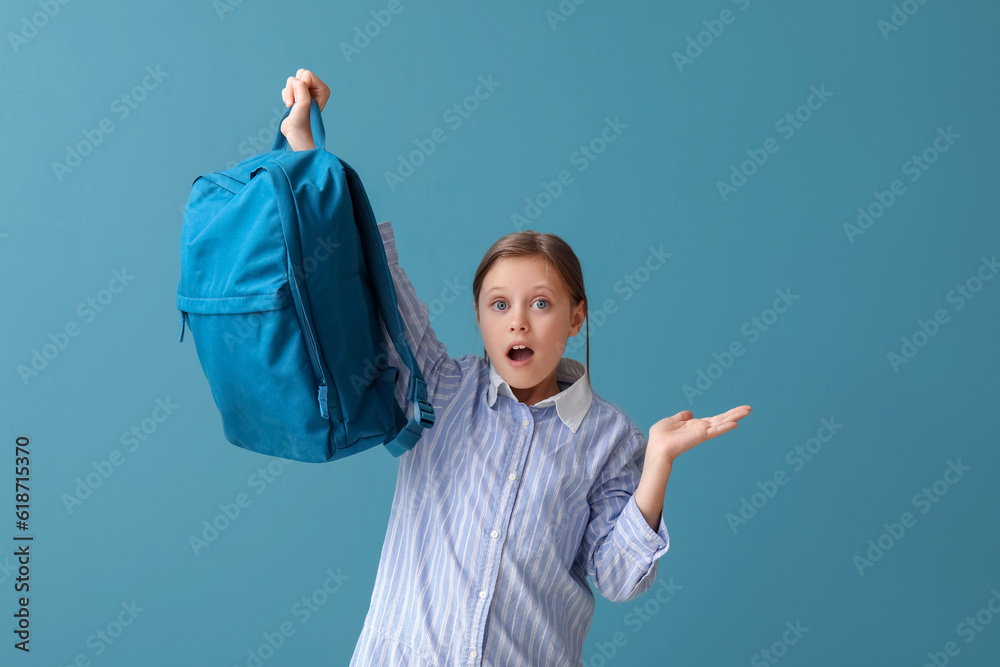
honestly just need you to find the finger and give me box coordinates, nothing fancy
[668,411,695,426]
[711,406,751,423]
[295,68,331,111]
[289,74,314,110]
[284,76,300,107]
[708,421,738,436]
[698,411,747,431]
[289,79,310,116]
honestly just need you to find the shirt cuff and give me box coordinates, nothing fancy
[618,494,670,564]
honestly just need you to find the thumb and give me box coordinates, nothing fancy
[280,78,315,148]
[650,411,691,436]
[295,68,330,111]
[287,78,312,121]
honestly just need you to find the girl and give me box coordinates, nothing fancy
[280,69,751,666]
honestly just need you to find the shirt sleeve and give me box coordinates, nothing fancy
[580,428,671,603]
[375,221,465,420]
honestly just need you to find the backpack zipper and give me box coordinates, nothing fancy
[263,162,331,421]
[288,283,330,420]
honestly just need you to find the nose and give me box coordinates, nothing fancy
[508,305,528,332]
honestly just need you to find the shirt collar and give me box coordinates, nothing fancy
[487,357,593,433]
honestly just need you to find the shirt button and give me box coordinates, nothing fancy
[522,419,529,426]
[470,650,477,658]
[490,530,499,539]
[508,473,516,481]
[479,590,487,599]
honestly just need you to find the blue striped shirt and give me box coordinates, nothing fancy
[350,222,670,666]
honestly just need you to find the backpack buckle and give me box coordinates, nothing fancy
[416,399,435,429]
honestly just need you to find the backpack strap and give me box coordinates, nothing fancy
[271,98,327,152]
[339,159,435,456]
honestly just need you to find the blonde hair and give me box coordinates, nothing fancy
[472,230,590,389]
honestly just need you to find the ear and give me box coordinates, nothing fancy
[568,299,586,337]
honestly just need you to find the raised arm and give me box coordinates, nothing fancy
[578,429,670,603]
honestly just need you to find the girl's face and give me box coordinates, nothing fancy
[475,255,586,406]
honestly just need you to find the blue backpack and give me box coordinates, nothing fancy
[176,99,434,462]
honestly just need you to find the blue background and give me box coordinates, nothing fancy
[2,0,999,665]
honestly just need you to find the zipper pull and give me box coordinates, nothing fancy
[178,311,188,343]
[318,382,329,419]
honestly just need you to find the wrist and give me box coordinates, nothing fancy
[637,451,671,494]
[644,445,675,472]
[286,131,315,152]
[635,465,668,532]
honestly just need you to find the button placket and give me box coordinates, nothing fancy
[468,407,533,664]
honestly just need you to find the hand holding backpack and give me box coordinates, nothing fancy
[176,99,434,462]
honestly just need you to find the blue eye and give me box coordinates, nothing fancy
[491,299,548,311]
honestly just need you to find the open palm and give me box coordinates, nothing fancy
[648,405,751,461]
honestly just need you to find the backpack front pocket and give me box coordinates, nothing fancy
[177,287,340,462]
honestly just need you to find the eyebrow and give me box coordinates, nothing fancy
[485,283,553,295]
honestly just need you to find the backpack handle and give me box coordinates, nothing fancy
[271,97,326,152]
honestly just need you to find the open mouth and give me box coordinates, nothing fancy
[507,346,534,362]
